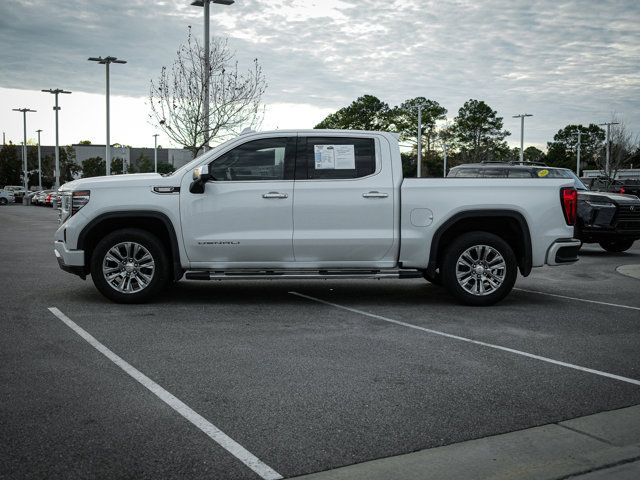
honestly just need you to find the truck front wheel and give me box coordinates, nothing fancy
[441,231,517,306]
[90,228,169,304]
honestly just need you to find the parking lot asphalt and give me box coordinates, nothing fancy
[1,204,640,479]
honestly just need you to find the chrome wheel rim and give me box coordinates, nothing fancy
[456,244,506,296]
[102,242,155,294]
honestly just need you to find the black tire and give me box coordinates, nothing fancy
[0,198,7,205]
[441,231,518,306]
[598,239,635,253]
[90,228,169,304]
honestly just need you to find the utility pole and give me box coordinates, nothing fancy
[442,142,449,177]
[191,0,235,152]
[42,89,71,188]
[36,129,43,189]
[417,104,423,178]
[88,56,127,175]
[571,131,590,177]
[12,108,36,197]
[598,121,619,177]
[513,114,533,163]
[153,134,159,173]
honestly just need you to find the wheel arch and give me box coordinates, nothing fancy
[77,211,183,281]
[426,210,532,277]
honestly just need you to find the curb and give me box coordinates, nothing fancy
[292,405,640,480]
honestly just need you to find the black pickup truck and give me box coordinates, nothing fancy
[583,177,640,198]
[448,163,640,252]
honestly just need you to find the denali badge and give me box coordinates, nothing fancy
[198,241,240,245]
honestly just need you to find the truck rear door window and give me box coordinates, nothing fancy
[298,137,376,180]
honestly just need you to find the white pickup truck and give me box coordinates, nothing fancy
[55,130,580,306]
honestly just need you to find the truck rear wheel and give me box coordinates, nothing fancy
[598,239,635,253]
[90,228,169,304]
[441,231,517,306]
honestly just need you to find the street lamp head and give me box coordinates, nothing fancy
[42,88,72,95]
[88,56,127,64]
[513,113,533,118]
[191,0,234,6]
[12,108,37,113]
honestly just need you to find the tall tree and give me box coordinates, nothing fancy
[546,124,605,172]
[82,157,105,178]
[523,146,546,163]
[315,95,393,130]
[451,99,510,163]
[149,28,266,158]
[391,97,447,175]
[600,116,638,179]
[0,143,20,187]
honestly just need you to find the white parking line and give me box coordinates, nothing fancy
[514,288,640,311]
[47,307,282,480]
[289,292,640,387]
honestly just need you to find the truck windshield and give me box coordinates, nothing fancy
[565,171,589,191]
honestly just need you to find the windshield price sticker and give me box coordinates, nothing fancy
[314,145,356,169]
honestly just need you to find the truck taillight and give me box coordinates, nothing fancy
[72,190,90,216]
[619,186,625,194]
[560,187,577,226]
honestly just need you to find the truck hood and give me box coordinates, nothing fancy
[579,190,640,205]
[59,173,165,191]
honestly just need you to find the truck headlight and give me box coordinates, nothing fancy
[71,190,90,216]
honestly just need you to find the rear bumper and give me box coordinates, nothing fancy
[54,240,86,279]
[546,239,581,266]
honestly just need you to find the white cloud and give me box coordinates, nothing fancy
[1,0,639,147]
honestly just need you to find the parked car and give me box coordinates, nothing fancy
[448,162,640,252]
[45,191,61,207]
[32,190,51,206]
[0,189,15,205]
[2,185,26,203]
[55,130,579,306]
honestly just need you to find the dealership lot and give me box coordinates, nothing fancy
[1,204,639,479]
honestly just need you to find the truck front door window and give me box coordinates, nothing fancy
[209,138,291,181]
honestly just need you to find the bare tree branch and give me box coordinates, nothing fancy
[149,28,267,158]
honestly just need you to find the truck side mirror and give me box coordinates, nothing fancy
[189,165,213,194]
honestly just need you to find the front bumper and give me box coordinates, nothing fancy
[546,239,581,266]
[54,240,86,279]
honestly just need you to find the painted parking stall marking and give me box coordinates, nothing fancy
[289,292,640,387]
[48,307,283,480]
[514,287,640,311]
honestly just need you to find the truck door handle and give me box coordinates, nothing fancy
[262,192,288,199]
[362,191,389,198]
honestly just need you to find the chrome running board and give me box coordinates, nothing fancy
[185,269,423,281]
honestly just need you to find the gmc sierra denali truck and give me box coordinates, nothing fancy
[55,130,580,306]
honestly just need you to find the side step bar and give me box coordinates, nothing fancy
[185,269,424,281]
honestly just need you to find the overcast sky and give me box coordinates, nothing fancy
[1,0,639,149]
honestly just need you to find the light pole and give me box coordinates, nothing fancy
[42,89,71,188]
[571,131,590,177]
[191,0,234,152]
[598,121,619,177]
[153,134,159,173]
[513,114,533,163]
[12,108,36,195]
[417,104,423,177]
[88,56,127,175]
[36,129,43,189]
[442,142,449,177]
